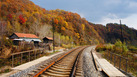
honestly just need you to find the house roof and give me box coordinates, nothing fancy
[14,33,39,38]
[44,36,53,40]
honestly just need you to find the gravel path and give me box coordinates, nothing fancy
[82,46,106,77]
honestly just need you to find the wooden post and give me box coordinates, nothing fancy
[21,53,23,64]
[43,49,45,55]
[37,50,40,57]
[109,51,111,61]
[110,53,112,63]
[43,49,44,54]
[119,57,121,69]
[126,59,128,72]
[35,50,36,59]
[107,51,109,60]
[29,51,30,61]
[114,55,116,66]
[12,55,14,67]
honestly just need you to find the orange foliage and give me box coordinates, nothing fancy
[54,19,58,24]
[61,27,66,31]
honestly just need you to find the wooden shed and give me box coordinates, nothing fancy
[43,37,53,44]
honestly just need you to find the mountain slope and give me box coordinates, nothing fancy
[0,0,137,45]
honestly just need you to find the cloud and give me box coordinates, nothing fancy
[128,1,137,10]
[107,13,119,19]
[104,0,122,5]
[122,14,137,29]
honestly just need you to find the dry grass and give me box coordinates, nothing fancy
[0,66,11,74]
[1,47,12,59]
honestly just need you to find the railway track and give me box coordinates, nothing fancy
[28,46,86,77]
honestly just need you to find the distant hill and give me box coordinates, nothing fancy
[93,23,137,45]
[0,0,137,45]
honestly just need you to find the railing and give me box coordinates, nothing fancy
[11,48,45,67]
[104,51,128,72]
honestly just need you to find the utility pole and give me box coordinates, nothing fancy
[120,20,124,52]
[52,18,55,52]
[59,25,61,47]
[120,20,123,43]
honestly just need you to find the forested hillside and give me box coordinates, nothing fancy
[93,23,137,45]
[0,0,137,45]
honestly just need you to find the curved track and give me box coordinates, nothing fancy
[30,47,86,77]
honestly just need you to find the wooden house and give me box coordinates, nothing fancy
[43,37,53,44]
[9,33,41,45]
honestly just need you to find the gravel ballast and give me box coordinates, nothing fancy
[82,46,105,77]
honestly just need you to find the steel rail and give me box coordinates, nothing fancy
[70,48,84,77]
[32,47,81,77]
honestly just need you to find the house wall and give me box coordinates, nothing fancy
[13,40,20,45]
[48,40,53,43]
[19,38,40,42]
[43,38,53,43]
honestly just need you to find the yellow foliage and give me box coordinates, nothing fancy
[76,33,80,39]
[65,36,69,41]
[95,39,99,44]
[68,22,74,31]
[14,21,21,32]
[7,21,12,30]
[64,21,69,29]
[81,24,85,30]
[23,11,30,18]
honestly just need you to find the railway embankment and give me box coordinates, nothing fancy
[0,49,68,77]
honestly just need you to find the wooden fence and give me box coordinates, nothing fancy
[11,48,46,67]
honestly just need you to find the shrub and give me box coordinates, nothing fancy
[128,45,137,53]
[114,40,122,47]
[114,40,128,54]
[95,44,106,52]
[106,43,113,51]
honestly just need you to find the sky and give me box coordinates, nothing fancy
[30,0,137,29]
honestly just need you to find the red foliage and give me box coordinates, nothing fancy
[19,15,26,24]
[7,14,13,21]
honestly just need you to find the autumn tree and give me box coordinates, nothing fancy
[7,14,13,21]
[19,15,26,24]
